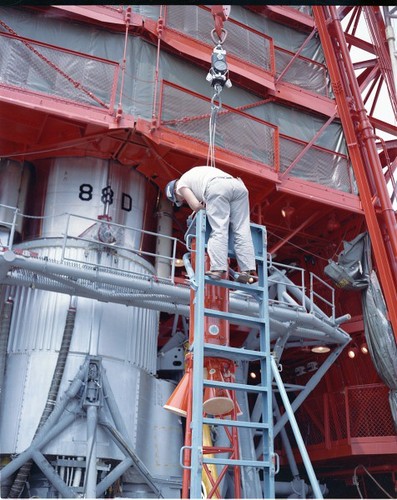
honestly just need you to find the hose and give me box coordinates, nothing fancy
[8,303,77,498]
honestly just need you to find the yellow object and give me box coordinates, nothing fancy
[202,424,220,498]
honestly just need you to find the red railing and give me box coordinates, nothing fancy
[275,45,328,97]
[293,384,395,450]
[159,80,279,170]
[164,5,329,96]
[0,31,119,113]
[164,5,275,76]
[158,81,355,194]
[278,134,355,194]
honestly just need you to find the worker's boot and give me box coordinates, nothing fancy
[205,270,227,281]
[234,270,258,284]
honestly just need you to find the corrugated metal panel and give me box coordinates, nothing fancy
[8,244,159,368]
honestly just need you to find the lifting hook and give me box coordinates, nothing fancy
[210,5,230,44]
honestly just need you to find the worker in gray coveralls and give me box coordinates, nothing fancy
[165,166,258,284]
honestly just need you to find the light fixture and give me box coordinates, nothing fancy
[327,213,341,232]
[249,371,257,379]
[281,202,295,219]
[347,346,358,359]
[311,345,330,354]
[360,343,368,354]
[174,258,185,268]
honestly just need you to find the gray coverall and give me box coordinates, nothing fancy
[177,166,256,272]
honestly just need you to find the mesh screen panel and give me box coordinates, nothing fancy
[166,5,272,72]
[161,83,275,166]
[275,48,327,96]
[348,385,395,437]
[0,35,117,108]
[281,384,394,455]
[290,6,313,15]
[279,136,354,193]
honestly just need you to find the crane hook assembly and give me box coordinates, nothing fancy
[206,44,232,91]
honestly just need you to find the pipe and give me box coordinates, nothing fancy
[0,399,81,481]
[97,295,348,344]
[32,450,78,498]
[72,457,84,488]
[273,340,349,437]
[101,370,132,441]
[334,313,352,325]
[385,24,397,92]
[0,288,349,349]
[0,360,87,483]
[99,419,162,497]
[85,405,98,499]
[0,249,16,280]
[96,457,134,497]
[115,6,131,120]
[0,253,350,344]
[0,251,188,301]
[155,198,174,279]
[275,479,309,496]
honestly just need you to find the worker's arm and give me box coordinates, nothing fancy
[177,186,205,212]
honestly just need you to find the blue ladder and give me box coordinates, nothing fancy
[183,210,275,498]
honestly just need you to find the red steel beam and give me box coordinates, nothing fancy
[313,6,397,341]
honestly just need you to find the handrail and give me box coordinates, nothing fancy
[0,207,180,284]
[268,261,336,323]
[164,5,329,96]
[159,80,353,193]
[292,383,395,450]
[159,80,279,170]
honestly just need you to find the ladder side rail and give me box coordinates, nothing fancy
[189,209,207,499]
[256,224,275,499]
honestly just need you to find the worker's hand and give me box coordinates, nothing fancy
[194,201,205,212]
[179,187,204,213]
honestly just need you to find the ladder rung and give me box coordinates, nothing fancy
[203,457,272,468]
[204,276,266,293]
[203,379,268,393]
[204,308,267,326]
[203,342,268,361]
[203,417,269,430]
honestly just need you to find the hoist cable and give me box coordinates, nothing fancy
[207,84,223,168]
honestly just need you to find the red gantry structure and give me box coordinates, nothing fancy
[0,4,396,499]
